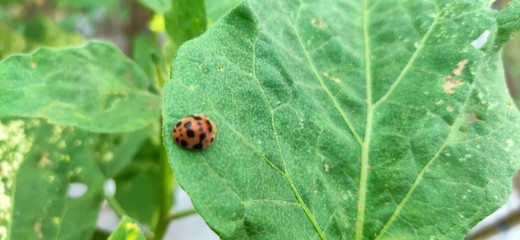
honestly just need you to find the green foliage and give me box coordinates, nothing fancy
[0,41,161,133]
[497,0,520,44]
[165,0,207,55]
[108,216,146,240]
[0,23,26,59]
[54,0,119,11]
[0,118,148,239]
[114,137,165,226]
[205,0,243,24]
[138,0,172,14]
[22,16,84,49]
[163,0,520,239]
[2,0,520,239]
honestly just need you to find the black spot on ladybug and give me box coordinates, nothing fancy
[176,122,181,127]
[187,129,195,138]
[193,142,203,149]
[184,121,192,129]
[193,116,202,120]
[207,120,212,132]
[210,137,214,142]
[200,133,206,140]
[181,140,188,147]
[175,138,179,143]
[173,129,176,133]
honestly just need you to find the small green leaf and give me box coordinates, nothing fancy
[496,0,520,45]
[0,23,26,59]
[108,216,146,240]
[23,16,84,49]
[163,0,520,239]
[132,34,168,90]
[0,41,161,133]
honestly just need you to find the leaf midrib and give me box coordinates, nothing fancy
[354,0,373,239]
[359,1,442,239]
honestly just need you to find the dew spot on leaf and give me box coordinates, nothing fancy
[471,29,490,49]
[311,18,326,28]
[104,179,116,197]
[67,183,88,199]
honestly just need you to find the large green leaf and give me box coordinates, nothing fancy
[0,118,149,239]
[163,0,520,239]
[0,41,161,133]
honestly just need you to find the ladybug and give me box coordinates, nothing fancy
[172,114,217,150]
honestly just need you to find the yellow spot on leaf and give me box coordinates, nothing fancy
[52,217,61,225]
[323,71,341,83]
[311,18,326,28]
[38,153,52,168]
[34,221,43,239]
[443,76,463,94]
[452,59,468,76]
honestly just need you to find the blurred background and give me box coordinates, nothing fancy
[1,0,520,239]
[0,0,240,239]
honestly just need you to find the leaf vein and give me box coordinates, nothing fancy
[375,54,479,240]
[291,3,363,146]
[373,1,441,107]
[249,32,327,239]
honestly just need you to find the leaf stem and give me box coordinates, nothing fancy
[106,195,128,219]
[152,138,174,239]
[167,209,198,221]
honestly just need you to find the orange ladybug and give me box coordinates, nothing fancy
[172,114,216,150]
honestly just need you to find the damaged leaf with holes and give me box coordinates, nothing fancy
[163,0,520,239]
[0,118,149,239]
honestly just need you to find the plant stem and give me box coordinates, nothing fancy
[106,195,127,219]
[152,137,174,239]
[167,209,198,221]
